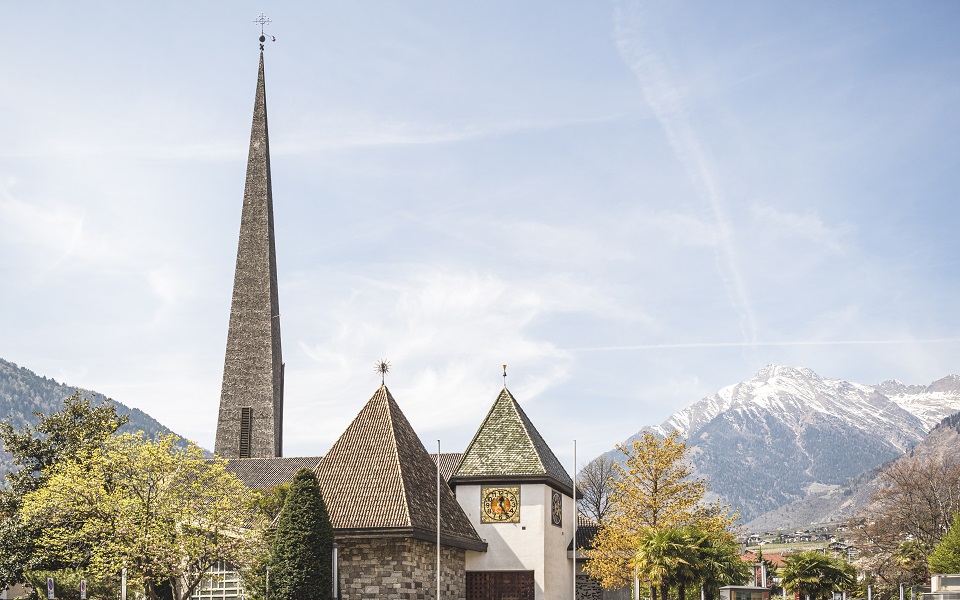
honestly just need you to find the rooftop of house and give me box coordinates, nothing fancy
[314,385,486,552]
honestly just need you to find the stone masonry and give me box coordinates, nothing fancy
[338,538,465,600]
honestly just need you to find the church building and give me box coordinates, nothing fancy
[212,42,580,600]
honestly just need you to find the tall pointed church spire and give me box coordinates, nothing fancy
[215,51,283,458]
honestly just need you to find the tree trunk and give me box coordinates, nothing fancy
[143,580,160,600]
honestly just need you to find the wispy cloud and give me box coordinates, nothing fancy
[570,338,960,352]
[280,266,609,451]
[0,189,86,276]
[613,1,758,344]
[277,111,633,154]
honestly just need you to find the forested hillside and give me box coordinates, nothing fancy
[0,357,185,484]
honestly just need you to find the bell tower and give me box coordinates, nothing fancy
[215,49,283,459]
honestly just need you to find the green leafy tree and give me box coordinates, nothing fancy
[241,483,293,600]
[271,469,334,600]
[20,432,266,600]
[253,483,292,524]
[584,431,738,591]
[781,551,856,600]
[0,393,128,587]
[930,513,960,574]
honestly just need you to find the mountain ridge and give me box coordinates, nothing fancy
[607,365,960,524]
[745,409,960,531]
[0,357,195,484]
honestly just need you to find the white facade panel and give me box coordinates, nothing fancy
[543,485,575,600]
[458,483,574,600]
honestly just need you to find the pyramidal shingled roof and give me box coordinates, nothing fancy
[314,386,485,551]
[451,387,574,496]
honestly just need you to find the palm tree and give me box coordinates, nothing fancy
[635,528,690,600]
[781,551,856,600]
[634,526,750,600]
[695,530,752,598]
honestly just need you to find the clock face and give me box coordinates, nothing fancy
[551,490,562,527]
[481,487,521,523]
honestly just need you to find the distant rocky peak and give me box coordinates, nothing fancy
[752,364,781,379]
[752,364,818,382]
[613,365,960,527]
[875,379,907,395]
[876,379,928,395]
[926,375,960,394]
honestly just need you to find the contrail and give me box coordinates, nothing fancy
[613,1,758,344]
[568,338,960,352]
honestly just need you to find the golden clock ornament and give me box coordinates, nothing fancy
[551,490,562,527]
[481,486,520,523]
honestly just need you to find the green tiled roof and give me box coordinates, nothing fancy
[451,387,573,494]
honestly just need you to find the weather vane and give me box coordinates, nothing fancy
[375,359,391,385]
[503,364,507,387]
[254,13,276,50]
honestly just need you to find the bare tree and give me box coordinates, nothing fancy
[871,456,960,550]
[577,453,617,523]
[850,455,960,598]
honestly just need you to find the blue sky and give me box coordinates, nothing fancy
[2,2,959,466]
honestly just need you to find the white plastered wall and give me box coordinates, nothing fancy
[457,483,575,600]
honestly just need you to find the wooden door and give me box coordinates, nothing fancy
[466,571,535,600]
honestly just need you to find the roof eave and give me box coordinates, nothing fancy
[447,474,579,499]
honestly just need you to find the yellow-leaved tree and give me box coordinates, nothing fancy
[21,433,267,600]
[583,431,739,596]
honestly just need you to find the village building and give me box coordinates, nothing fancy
[201,42,584,600]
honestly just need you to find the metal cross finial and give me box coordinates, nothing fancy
[254,13,276,50]
[375,359,391,385]
[503,364,507,388]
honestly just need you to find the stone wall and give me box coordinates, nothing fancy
[338,537,466,599]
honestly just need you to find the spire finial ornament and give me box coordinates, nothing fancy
[375,359,391,385]
[503,364,507,388]
[254,13,276,50]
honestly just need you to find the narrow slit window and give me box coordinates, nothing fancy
[239,407,252,458]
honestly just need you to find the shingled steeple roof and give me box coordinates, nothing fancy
[314,386,485,551]
[215,51,283,459]
[451,387,574,496]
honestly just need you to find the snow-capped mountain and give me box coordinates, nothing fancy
[609,365,960,523]
[746,410,960,531]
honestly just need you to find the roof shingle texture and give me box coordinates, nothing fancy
[452,387,573,492]
[314,386,483,550]
[568,514,600,551]
[434,452,464,483]
[215,51,283,459]
[224,456,322,490]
